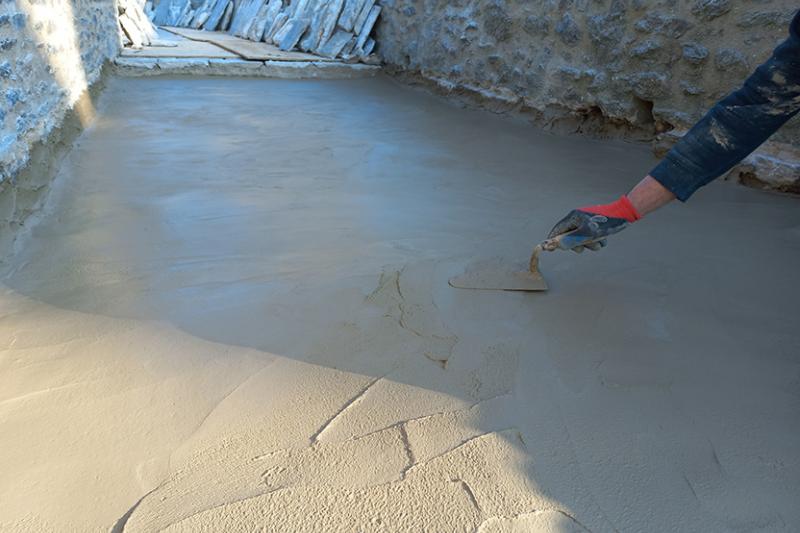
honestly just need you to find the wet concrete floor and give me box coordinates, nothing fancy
[1,75,799,532]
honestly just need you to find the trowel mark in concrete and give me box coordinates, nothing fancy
[466,342,520,401]
[366,267,458,368]
[476,510,592,533]
[310,373,385,444]
[450,477,482,513]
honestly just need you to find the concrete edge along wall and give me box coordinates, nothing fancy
[375,0,800,194]
[0,0,119,257]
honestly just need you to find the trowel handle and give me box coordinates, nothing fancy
[540,236,563,251]
[528,236,563,273]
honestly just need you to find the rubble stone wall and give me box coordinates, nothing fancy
[0,0,118,249]
[376,0,800,192]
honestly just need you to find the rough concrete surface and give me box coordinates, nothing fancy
[1,75,799,532]
[375,0,800,191]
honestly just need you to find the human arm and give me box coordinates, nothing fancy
[546,11,800,252]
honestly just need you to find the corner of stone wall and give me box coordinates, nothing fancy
[0,63,112,260]
[0,0,119,260]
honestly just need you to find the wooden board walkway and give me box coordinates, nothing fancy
[162,27,337,62]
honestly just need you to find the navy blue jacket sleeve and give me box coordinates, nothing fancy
[650,10,800,201]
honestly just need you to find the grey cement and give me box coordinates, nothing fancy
[1,75,799,531]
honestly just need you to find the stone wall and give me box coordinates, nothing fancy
[376,0,800,192]
[0,0,118,251]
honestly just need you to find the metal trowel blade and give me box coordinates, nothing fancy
[449,257,548,292]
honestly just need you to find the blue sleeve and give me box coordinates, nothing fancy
[650,10,800,202]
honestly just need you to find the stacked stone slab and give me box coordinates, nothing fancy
[152,0,235,31]
[148,0,381,61]
[119,0,159,48]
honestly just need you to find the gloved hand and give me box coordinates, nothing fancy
[546,195,641,252]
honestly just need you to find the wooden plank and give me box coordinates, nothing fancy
[162,26,244,42]
[162,26,338,62]
[224,38,337,61]
[120,39,238,58]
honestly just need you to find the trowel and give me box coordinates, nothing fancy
[449,237,561,292]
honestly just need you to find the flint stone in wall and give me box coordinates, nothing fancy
[634,12,691,38]
[522,15,550,37]
[691,0,731,21]
[555,12,580,45]
[482,1,512,42]
[587,11,626,46]
[628,71,670,100]
[680,81,704,95]
[715,48,749,74]
[682,42,708,64]
[736,11,793,29]
[630,39,662,60]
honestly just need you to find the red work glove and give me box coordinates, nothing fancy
[546,196,641,252]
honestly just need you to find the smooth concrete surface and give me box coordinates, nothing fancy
[1,75,799,532]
